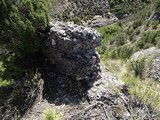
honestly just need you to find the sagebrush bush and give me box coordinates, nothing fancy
[132,19,143,29]
[129,58,146,78]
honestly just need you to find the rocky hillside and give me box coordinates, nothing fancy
[49,0,152,23]
[0,0,160,120]
[22,22,159,120]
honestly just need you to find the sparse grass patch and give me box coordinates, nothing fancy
[121,73,160,112]
[43,108,62,120]
[108,83,121,96]
[129,58,146,78]
[105,59,160,113]
[103,59,124,73]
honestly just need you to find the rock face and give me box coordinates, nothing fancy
[148,55,160,82]
[130,47,160,82]
[43,21,101,83]
[130,47,160,61]
[88,14,118,28]
[151,12,160,20]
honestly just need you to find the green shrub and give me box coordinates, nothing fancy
[145,20,150,27]
[43,108,62,120]
[152,21,159,29]
[98,24,122,55]
[135,29,140,35]
[132,19,143,29]
[129,58,146,78]
[0,0,49,56]
[117,46,134,59]
[62,12,70,21]
[155,37,160,48]
[126,27,134,35]
[111,33,126,46]
[108,0,150,15]
[0,61,10,87]
[108,83,121,96]
[71,16,81,24]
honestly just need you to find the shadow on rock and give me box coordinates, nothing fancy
[40,21,101,105]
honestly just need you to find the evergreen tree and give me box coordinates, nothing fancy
[0,0,49,56]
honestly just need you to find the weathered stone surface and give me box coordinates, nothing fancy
[87,65,124,102]
[116,13,132,19]
[148,55,160,82]
[130,47,160,61]
[43,21,101,82]
[130,47,160,82]
[151,12,160,20]
[87,14,118,28]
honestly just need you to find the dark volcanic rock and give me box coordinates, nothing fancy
[43,21,101,82]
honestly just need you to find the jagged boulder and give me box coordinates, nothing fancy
[43,21,101,83]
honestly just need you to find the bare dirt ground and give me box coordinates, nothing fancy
[22,64,158,120]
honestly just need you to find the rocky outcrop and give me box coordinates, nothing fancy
[23,23,159,120]
[50,0,119,26]
[116,13,132,19]
[87,14,118,28]
[148,55,160,82]
[130,47,160,82]
[43,21,101,83]
[130,47,160,61]
[23,65,158,120]
[63,66,157,120]
[51,0,110,19]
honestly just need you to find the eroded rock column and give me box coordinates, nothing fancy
[43,21,101,83]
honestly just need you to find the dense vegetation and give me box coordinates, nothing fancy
[0,0,49,86]
[98,10,160,60]
[50,0,153,23]
[98,1,160,116]
[0,0,160,119]
[1,0,49,56]
[0,0,49,119]
[108,0,151,15]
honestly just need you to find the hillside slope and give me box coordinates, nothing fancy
[49,0,152,23]
[0,0,160,120]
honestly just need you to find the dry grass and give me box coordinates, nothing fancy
[104,59,160,114]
